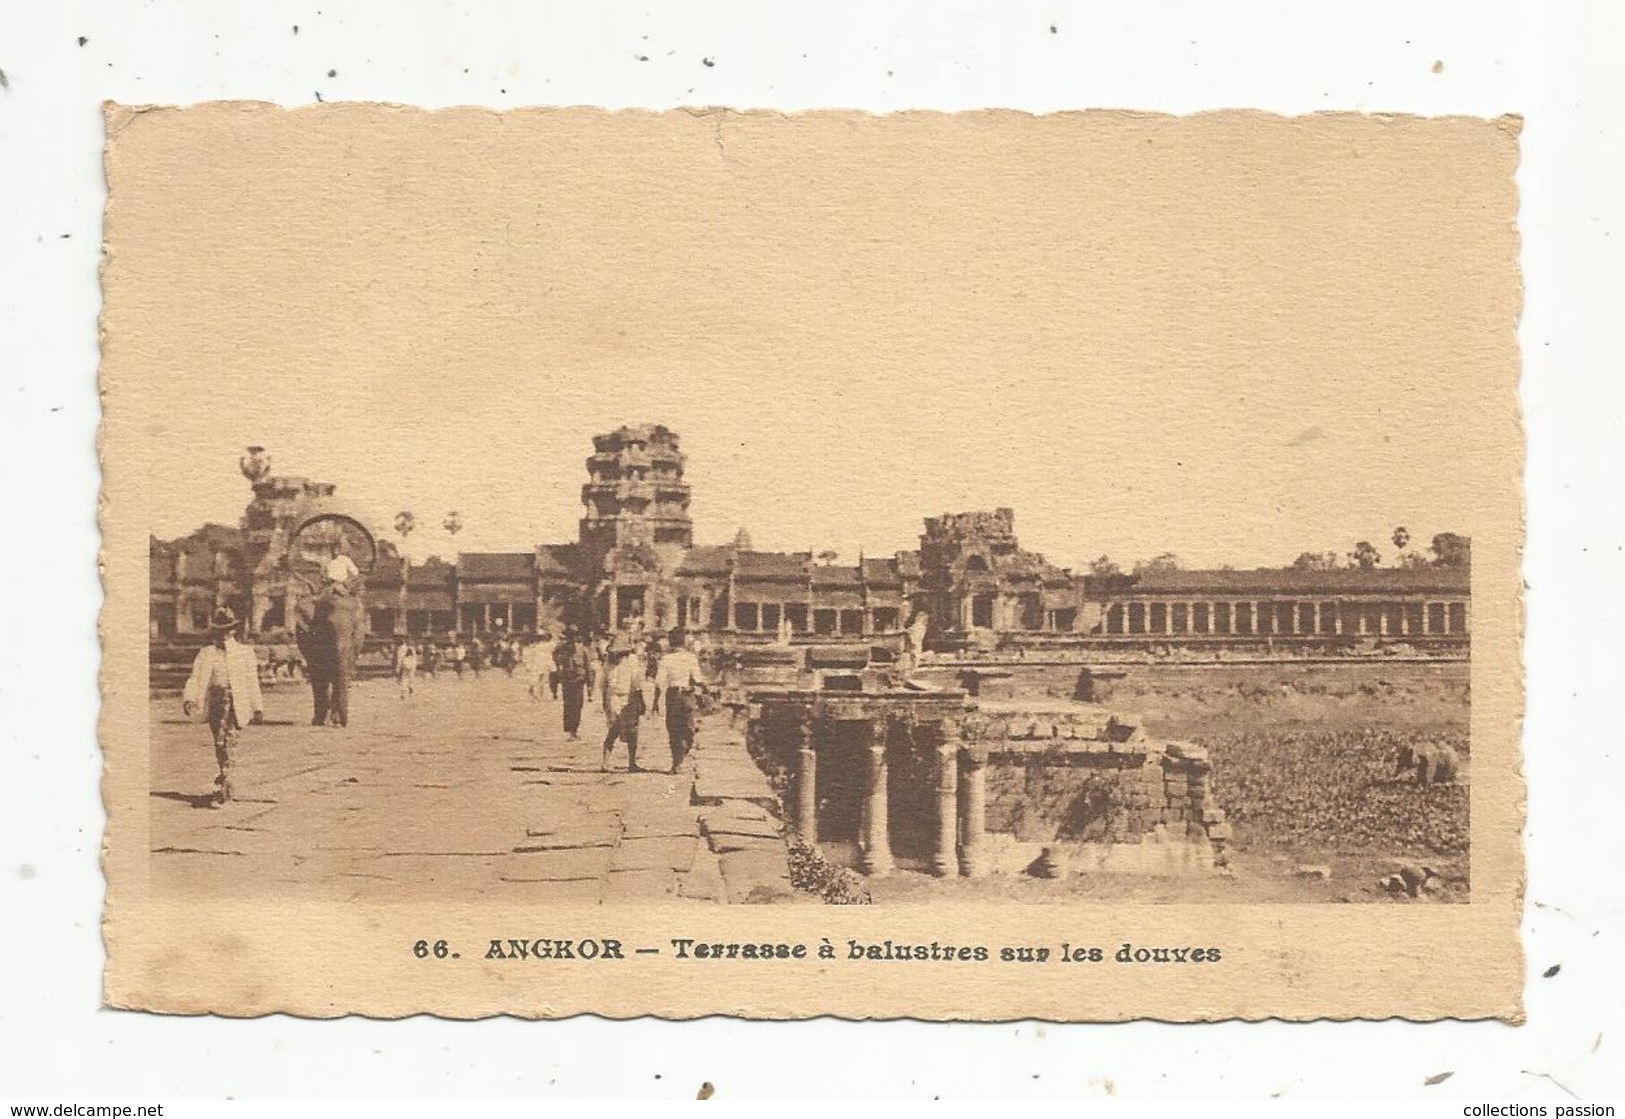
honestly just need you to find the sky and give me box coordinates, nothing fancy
[108,107,1520,572]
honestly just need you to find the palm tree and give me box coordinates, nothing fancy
[443,511,463,537]
[395,511,416,539]
[1392,526,1410,551]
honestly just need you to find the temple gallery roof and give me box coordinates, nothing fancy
[736,551,813,580]
[861,557,903,587]
[535,544,586,579]
[391,544,920,586]
[456,552,536,581]
[406,556,455,586]
[675,545,734,577]
[811,564,862,587]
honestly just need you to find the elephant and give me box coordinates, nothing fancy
[295,583,368,728]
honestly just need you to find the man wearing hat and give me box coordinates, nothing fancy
[181,606,265,806]
[552,626,595,740]
[599,633,646,772]
[652,628,707,775]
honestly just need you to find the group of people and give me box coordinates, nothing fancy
[361,618,714,778]
[542,626,709,776]
[181,569,368,805]
[387,631,533,697]
[181,561,712,804]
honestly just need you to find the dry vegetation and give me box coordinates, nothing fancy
[1131,663,1471,863]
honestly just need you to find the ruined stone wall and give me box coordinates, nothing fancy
[983,746,1224,849]
[965,703,1231,875]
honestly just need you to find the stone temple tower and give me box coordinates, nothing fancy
[579,424,693,630]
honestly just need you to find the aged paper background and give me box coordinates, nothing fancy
[99,103,1523,1020]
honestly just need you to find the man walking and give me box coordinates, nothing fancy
[599,636,645,772]
[526,630,557,700]
[393,638,418,700]
[653,628,706,775]
[181,606,265,806]
[553,626,594,740]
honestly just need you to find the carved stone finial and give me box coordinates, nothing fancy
[239,445,271,483]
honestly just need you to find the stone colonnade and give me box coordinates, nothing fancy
[787,710,989,879]
[1104,597,1469,637]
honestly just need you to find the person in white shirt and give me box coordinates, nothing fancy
[181,606,265,806]
[393,639,418,699]
[324,542,361,586]
[600,638,646,772]
[652,629,707,774]
[526,632,557,701]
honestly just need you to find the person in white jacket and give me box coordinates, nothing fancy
[182,607,265,806]
[599,637,645,772]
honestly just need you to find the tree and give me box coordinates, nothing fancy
[1392,526,1411,551]
[1291,551,1340,571]
[1348,541,1381,570]
[443,511,463,537]
[1397,551,1430,569]
[1088,555,1122,578]
[732,526,753,552]
[1133,552,1181,574]
[815,549,840,565]
[394,511,416,539]
[1429,532,1471,568]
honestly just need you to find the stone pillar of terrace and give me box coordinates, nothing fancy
[859,719,894,877]
[793,709,819,841]
[932,741,959,877]
[957,746,990,877]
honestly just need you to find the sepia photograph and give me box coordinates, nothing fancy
[147,429,1473,909]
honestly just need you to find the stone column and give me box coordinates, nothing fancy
[859,721,894,876]
[1421,602,1431,635]
[957,747,989,877]
[795,742,818,841]
[932,742,958,877]
[794,709,819,840]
